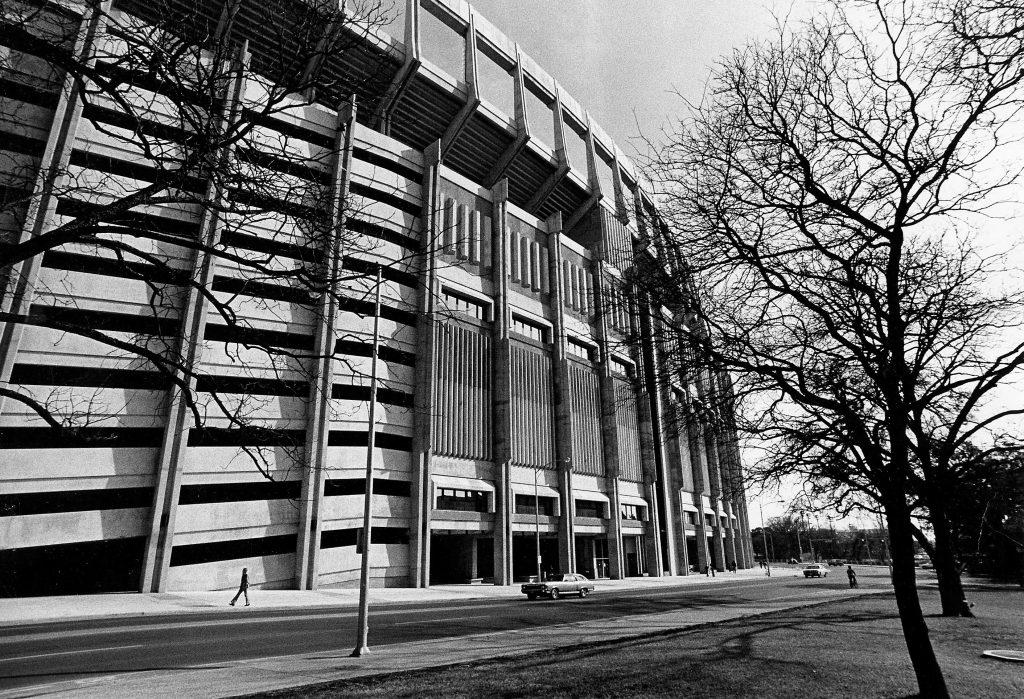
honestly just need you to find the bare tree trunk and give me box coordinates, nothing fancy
[929,499,974,617]
[887,498,949,697]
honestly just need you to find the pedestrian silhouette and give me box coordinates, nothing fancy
[846,565,858,589]
[230,567,250,606]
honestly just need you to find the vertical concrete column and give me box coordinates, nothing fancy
[694,366,726,572]
[718,424,744,569]
[583,112,602,199]
[742,501,756,566]
[0,1,110,401]
[375,0,420,134]
[526,85,569,213]
[487,44,530,186]
[490,179,514,585]
[685,419,711,573]
[142,44,250,592]
[611,150,630,223]
[704,439,728,572]
[439,8,480,158]
[295,97,357,590]
[410,140,443,587]
[591,263,624,579]
[633,298,668,576]
[545,213,576,574]
[659,404,691,575]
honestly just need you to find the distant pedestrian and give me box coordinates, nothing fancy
[846,565,858,589]
[230,567,250,606]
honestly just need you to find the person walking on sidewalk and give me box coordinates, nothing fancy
[846,565,858,589]
[229,567,250,606]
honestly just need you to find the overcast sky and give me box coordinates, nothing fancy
[468,0,816,161]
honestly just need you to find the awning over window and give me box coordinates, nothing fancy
[619,494,648,507]
[431,475,496,493]
[575,490,610,504]
[511,482,561,500]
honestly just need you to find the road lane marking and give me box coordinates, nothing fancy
[1,643,144,663]
[394,614,491,626]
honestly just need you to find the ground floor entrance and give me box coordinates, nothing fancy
[512,534,559,582]
[575,535,610,579]
[686,534,704,573]
[429,533,494,584]
[622,534,646,577]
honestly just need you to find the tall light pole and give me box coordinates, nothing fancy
[795,509,805,561]
[534,464,542,582]
[806,512,816,562]
[351,266,382,658]
[759,501,771,577]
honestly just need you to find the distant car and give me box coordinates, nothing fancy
[521,573,594,600]
[803,564,829,578]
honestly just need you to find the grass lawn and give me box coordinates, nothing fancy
[258,586,1024,698]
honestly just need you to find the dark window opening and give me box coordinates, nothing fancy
[436,488,489,513]
[515,493,556,516]
[575,499,606,519]
[620,503,646,521]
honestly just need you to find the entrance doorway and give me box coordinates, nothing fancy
[623,535,645,576]
[512,534,559,582]
[686,535,700,573]
[575,536,610,579]
[430,533,491,584]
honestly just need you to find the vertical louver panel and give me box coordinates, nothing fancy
[510,342,555,468]
[614,379,643,482]
[568,362,604,475]
[602,208,633,272]
[432,321,492,460]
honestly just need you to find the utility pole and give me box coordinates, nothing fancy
[534,464,542,582]
[795,510,804,561]
[352,267,382,658]
[806,512,816,562]
[759,501,771,576]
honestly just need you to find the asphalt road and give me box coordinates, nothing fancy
[0,566,894,693]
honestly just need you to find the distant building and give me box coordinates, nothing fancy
[0,0,754,595]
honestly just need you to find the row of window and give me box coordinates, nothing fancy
[442,288,603,359]
[683,511,734,529]
[433,489,646,521]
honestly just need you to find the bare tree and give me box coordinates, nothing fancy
[636,1,1024,694]
[0,0,419,481]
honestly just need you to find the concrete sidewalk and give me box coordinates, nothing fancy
[0,566,781,627]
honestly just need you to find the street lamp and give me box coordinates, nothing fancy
[758,501,771,577]
[351,267,382,658]
[795,509,805,560]
[534,463,542,582]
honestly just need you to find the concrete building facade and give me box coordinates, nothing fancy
[0,0,755,596]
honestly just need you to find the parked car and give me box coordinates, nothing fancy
[803,564,829,578]
[521,573,595,600]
